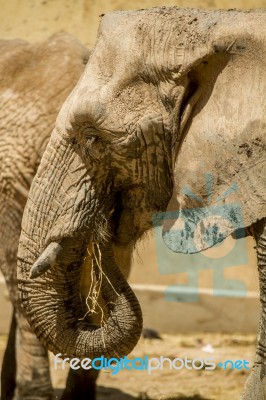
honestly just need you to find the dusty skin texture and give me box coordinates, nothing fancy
[0,34,89,399]
[17,7,266,400]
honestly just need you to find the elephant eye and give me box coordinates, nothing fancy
[79,125,101,146]
[86,135,100,146]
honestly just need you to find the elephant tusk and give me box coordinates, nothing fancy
[29,242,63,279]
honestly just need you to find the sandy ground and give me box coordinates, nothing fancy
[0,332,257,400]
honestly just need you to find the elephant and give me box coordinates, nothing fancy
[17,7,265,400]
[0,33,93,399]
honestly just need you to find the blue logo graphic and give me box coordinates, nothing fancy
[152,174,248,302]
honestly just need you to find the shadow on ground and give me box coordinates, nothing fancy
[168,396,212,400]
[55,387,136,399]
[137,395,212,400]
[54,388,212,399]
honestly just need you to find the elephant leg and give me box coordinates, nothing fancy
[242,218,266,399]
[1,308,16,400]
[60,368,100,400]
[14,309,54,400]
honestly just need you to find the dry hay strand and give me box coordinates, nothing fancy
[79,241,120,328]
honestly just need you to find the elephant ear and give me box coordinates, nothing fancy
[160,12,266,254]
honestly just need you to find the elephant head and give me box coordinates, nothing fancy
[17,8,266,359]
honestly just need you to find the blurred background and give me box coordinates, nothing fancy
[0,1,265,399]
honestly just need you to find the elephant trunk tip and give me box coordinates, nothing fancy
[29,241,63,279]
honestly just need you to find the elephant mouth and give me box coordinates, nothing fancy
[109,190,137,244]
[19,202,143,359]
[29,187,130,279]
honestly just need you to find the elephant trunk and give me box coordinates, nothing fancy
[17,128,142,359]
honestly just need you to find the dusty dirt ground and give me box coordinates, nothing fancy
[0,332,257,399]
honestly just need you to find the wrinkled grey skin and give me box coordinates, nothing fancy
[17,8,266,400]
[0,34,91,399]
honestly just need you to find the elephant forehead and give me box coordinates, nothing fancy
[99,8,266,37]
[98,9,266,72]
[75,9,266,96]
